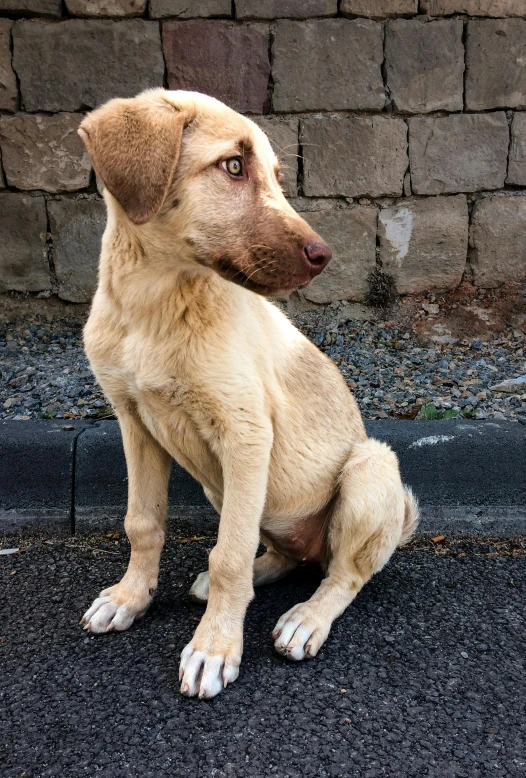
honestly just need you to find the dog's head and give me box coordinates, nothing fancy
[78,89,331,296]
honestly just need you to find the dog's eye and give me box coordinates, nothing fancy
[222,157,244,178]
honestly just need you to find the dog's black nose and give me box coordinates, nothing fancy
[303,242,332,277]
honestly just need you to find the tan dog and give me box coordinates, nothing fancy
[78,89,418,699]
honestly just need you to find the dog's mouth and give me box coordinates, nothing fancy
[214,257,311,296]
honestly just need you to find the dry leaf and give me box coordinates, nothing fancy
[432,535,445,543]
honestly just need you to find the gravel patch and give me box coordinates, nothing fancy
[1,307,525,422]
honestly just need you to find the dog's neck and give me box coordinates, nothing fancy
[97,210,235,334]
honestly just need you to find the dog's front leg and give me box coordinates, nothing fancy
[82,409,171,633]
[179,425,272,699]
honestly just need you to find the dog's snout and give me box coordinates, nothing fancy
[303,242,332,277]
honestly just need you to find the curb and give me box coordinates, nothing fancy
[1,419,525,537]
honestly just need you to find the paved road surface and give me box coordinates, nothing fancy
[1,527,525,778]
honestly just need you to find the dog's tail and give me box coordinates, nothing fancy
[398,486,419,547]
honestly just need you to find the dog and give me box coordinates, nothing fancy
[78,88,418,699]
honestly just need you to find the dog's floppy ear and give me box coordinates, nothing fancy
[78,94,186,225]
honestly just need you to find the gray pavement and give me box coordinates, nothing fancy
[1,527,525,778]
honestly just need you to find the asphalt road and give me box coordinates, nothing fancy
[1,527,525,778]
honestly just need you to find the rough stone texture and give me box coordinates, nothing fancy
[252,116,298,195]
[342,0,417,15]
[13,20,164,113]
[302,116,408,198]
[236,0,337,19]
[422,0,526,15]
[0,19,17,112]
[149,0,231,17]
[466,20,526,111]
[48,198,106,303]
[299,206,377,303]
[408,113,509,195]
[0,193,49,292]
[507,112,526,186]
[470,195,526,288]
[379,195,468,294]
[163,22,270,114]
[65,0,147,15]
[0,0,61,15]
[0,113,91,192]
[273,19,384,113]
[385,19,464,114]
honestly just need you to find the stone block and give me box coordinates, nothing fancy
[422,0,526,16]
[385,19,464,113]
[149,0,231,17]
[163,21,270,113]
[252,116,298,195]
[236,0,337,18]
[507,112,526,186]
[13,20,164,112]
[297,206,377,303]
[466,20,526,111]
[302,116,408,198]
[66,0,147,15]
[408,113,509,195]
[0,20,17,112]
[470,195,526,288]
[341,0,417,15]
[273,19,384,113]
[0,193,49,292]
[379,195,468,294]
[0,113,91,192]
[0,1,61,15]
[48,197,106,303]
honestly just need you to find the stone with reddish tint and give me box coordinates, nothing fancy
[65,0,146,15]
[149,0,231,17]
[163,21,270,114]
[0,113,91,192]
[302,116,407,198]
[0,193,49,293]
[236,0,337,19]
[0,20,17,112]
[13,19,164,112]
[273,19,384,113]
[252,116,298,195]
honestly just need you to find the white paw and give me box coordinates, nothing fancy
[272,603,330,661]
[179,641,241,699]
[81,585,152,634]
[189,571,209,603]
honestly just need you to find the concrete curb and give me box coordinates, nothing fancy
[1,419,524,536]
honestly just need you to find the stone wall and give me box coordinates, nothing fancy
[1,0,526,306]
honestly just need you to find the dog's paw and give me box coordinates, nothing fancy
[179,625,242,699]
[81,582,154,634]
[272,602,331,661]
[189,571,209,603]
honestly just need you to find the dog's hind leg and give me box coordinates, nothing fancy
[273,438,418,661]
[82,409,171,633]
[190,547,297,603]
